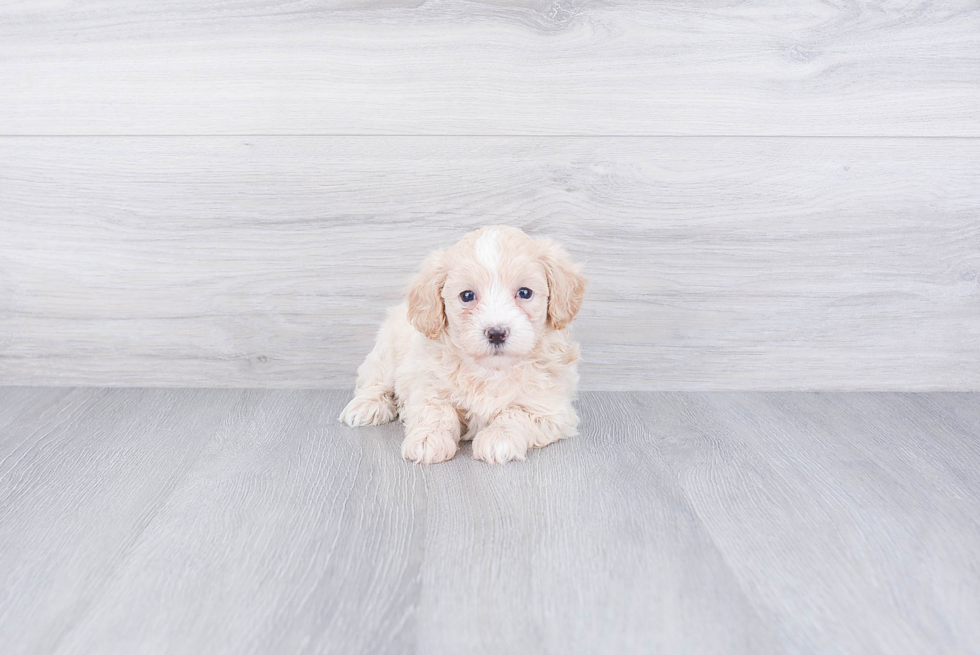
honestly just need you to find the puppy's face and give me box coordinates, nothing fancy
[406,226,585,368]
[441,229,549,366]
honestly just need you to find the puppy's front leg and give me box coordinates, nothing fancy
[401,402,461,464]
[473,409,533,464]
[473,406,578,464]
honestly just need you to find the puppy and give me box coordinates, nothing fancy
[339,226,586,464]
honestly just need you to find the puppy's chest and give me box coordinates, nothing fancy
[447,367,523,420]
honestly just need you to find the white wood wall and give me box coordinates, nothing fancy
[1,1,978,390]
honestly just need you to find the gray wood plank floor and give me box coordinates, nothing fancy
[1,388,978,654]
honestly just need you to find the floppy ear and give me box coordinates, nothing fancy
[406,250,448,339]
[539,238,586,330]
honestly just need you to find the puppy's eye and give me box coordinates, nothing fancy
[517,287,533,300]
[459,290,476,303]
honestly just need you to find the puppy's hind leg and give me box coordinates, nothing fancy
[339,318,399,427]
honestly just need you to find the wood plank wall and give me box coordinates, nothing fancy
[1,1,978,390]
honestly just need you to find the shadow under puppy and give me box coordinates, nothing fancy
[340,226,586,464]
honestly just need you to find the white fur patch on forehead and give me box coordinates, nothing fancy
[474,228,500,274]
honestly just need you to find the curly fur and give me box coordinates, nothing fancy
[339,226,586,464]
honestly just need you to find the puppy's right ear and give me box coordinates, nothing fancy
[406,250,448,339]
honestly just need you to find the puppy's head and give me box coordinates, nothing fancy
[406,226,585,367]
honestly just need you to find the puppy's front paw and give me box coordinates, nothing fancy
[339,393,397,427]
[401,429,458,464]
[472,426,527,464]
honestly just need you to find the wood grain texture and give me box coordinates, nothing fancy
[634,392,980,653]
[415,392,781,654]
[0,388,245,654]
[49,390,426,655]
[1,1,979,135]
[1,388,979,654]
[2,136,977,390]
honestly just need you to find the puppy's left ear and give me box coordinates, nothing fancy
[406,250,448,339]
[539,238,586,330]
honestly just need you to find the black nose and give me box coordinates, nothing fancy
[485,327,509,345]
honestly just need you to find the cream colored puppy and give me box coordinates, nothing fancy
[339,226,586,465]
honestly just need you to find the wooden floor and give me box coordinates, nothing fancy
[2,388,978,654]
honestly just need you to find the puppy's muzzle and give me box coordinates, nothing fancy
[485,326,509,346]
